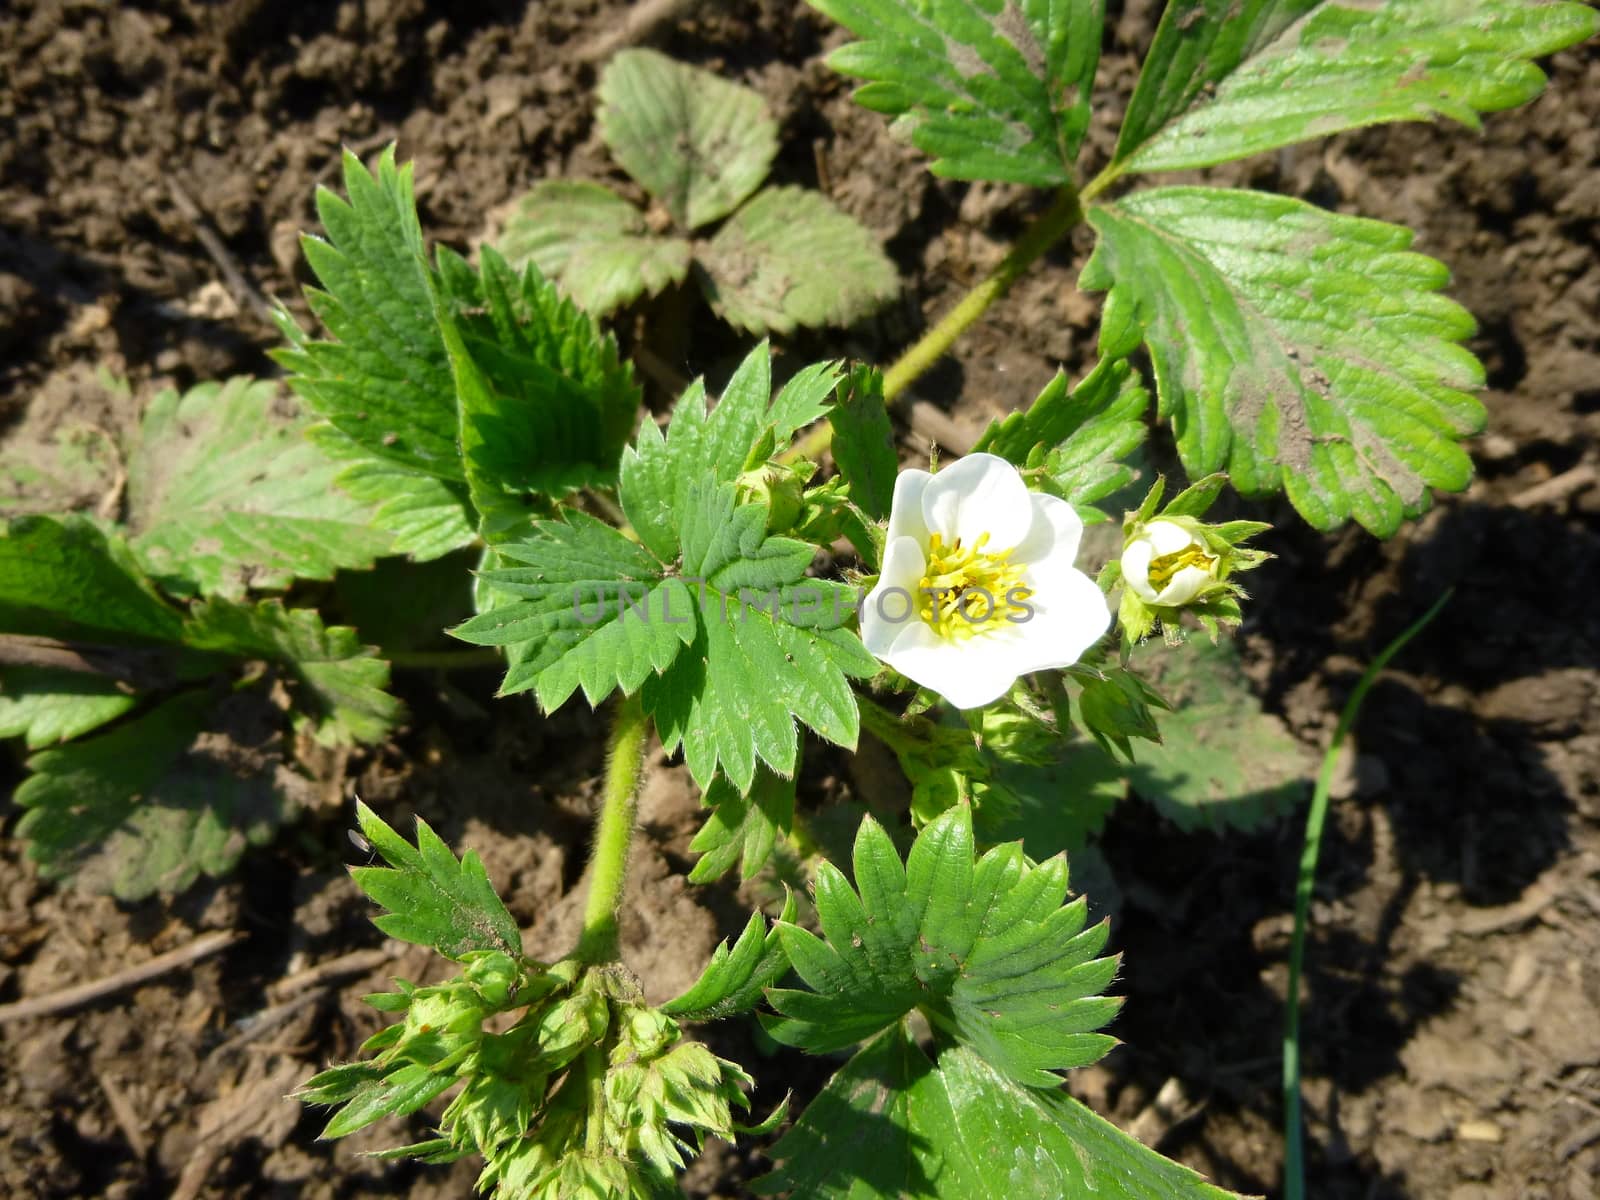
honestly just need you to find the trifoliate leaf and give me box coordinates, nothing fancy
[828,365,897,520]
[811,0,1105,185]
[664,890,797,1022]
[975,359,1148,523]
[184,599,403,747]
[619,343,841,562]
[348,800,522,960]
[433,245,641,525]
[0,667,138,749]
[697,187,898,336]
[1112,0,1599,174]
[765,807,1120,1086]
[307,427,477,561]
[498,180,692,314]
[13,689,295,900]
[449,512,695,708]
[0,515,185,644]
[272,147,463,481]
[1128,637,1309,833]
[598,49,778,230]
[688,768,796,883]
[640,478,877,792]
[758,1029,1245,1199]
[124,377,392,599]
[1081,188,1486,536]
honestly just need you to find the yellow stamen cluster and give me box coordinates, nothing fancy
[1146,545,1217,593]
[916,531,1031,642]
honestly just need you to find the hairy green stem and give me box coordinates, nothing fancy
[784,184,1087,463]
[1283,590,1452,1200]
[576,693,650,962]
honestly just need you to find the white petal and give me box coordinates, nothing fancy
[1006,561,1111,672]
[885,469,932,549]
[881,620,1025,710]
[1121,537,1158,603]
[1011,490,1085,567]
[1144,519,1198,555]
[1155,564,1212,607]
[920,453,1034,552]
[860,536,926,657]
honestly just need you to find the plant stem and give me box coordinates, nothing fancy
[784,184,1086,464]
[1282,590,1452,1200]
[384,647,504,670]
[576,692,650,963]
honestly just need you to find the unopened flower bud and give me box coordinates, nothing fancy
[1121,519,1219,608]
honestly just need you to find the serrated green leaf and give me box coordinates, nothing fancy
[0,515,185,644]
[272,147,462,480]
[764,807,1120,1086]
[322,1060,460,1139]
[640,479,878,792]
[449,512,694,708]
[664,890,797,1021]
[308,427,477,562]
[1113,0,1598,174]
[619,343,840,562]
[13,689,294,899]
[350,800,522,960]
[184,599,403,747]
[125,377,392,599]
[1127,637,1309,833]
[811,0,1105,185]
[498,180,692,314]
[758,1029,1246,1199]
[433,245,641,530]
[697,187,898,336]
[1081,188,1486,536]
[975,359,1148,522]
[597,49,778,229]
[688,768,796,883]
[0,667,138,749]
[829,365,897,520]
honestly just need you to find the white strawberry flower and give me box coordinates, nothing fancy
[1121,518,1219,608]
[860,453,1110,710]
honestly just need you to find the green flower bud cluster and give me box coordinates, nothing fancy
[1101,474,1271,647]
[300,954,754,1200]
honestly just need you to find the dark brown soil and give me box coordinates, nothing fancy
[2,2,1597,1198]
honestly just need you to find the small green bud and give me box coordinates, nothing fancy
[464,950,521,1009]
[736,464,807,532]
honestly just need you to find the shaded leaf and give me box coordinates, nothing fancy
[1081,187,1485,535]
[184,599,403,747]
[698,186,898,336]
[812,0,1105,184]
[13,690,294,900]
[598,49,777,229]
[308,428,477,562]
[1128,637,1309,833]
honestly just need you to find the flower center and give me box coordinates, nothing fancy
[1146,545,1216,593]
[915,531,1030,642]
